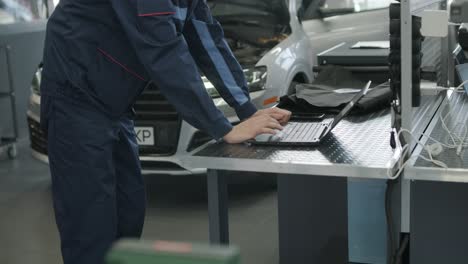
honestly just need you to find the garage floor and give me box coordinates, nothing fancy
[0,142,279,264]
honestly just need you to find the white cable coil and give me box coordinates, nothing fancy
[388,80,468,179]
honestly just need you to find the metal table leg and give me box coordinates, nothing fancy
[207,169,229,244]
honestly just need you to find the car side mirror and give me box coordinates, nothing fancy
[318,7,355,18]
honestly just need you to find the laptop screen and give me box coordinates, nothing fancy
[328,81,372,131]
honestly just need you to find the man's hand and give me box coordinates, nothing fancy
[253,107,292,125]
[223,114,283,144]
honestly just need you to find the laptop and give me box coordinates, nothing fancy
[250,81,371,146]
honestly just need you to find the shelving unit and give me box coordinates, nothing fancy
[400,0,447,135]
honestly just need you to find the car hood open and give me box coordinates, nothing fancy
[209,0,291,67]
[211,0,290,43]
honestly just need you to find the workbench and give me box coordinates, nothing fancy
[405,92,468,264]
[182,95,443,264]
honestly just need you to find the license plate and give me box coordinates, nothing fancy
[135,127,154,146]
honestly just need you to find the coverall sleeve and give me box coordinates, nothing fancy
[109,0,233,139]
[183,1,258,121]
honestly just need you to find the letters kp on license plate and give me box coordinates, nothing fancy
[135,127,154,146]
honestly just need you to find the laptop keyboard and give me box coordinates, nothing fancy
[277,122,327,142]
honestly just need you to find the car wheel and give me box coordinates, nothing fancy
[287,81,299,95]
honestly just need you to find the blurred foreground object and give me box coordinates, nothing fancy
[106,240,240,264]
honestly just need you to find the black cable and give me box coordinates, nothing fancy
[394,234,410,264]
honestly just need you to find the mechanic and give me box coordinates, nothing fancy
[39,0,291,264]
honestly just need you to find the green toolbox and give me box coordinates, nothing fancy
[106,239,240,264]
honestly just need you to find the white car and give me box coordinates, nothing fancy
[27,0,314,175]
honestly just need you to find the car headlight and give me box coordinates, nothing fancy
[31,68,42,96]
[244,66,268,93]
[202,66,268,98]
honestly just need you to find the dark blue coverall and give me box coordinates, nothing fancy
[40,0,258,263]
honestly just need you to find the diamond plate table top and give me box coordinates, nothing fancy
[195,109,393,168]
[183,95,442,178]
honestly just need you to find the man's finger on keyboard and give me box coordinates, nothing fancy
[260,128,277,135]
[269,122,283,130]
[269,118,283,127]
[274,108,292,117]
[269,113,284,120]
